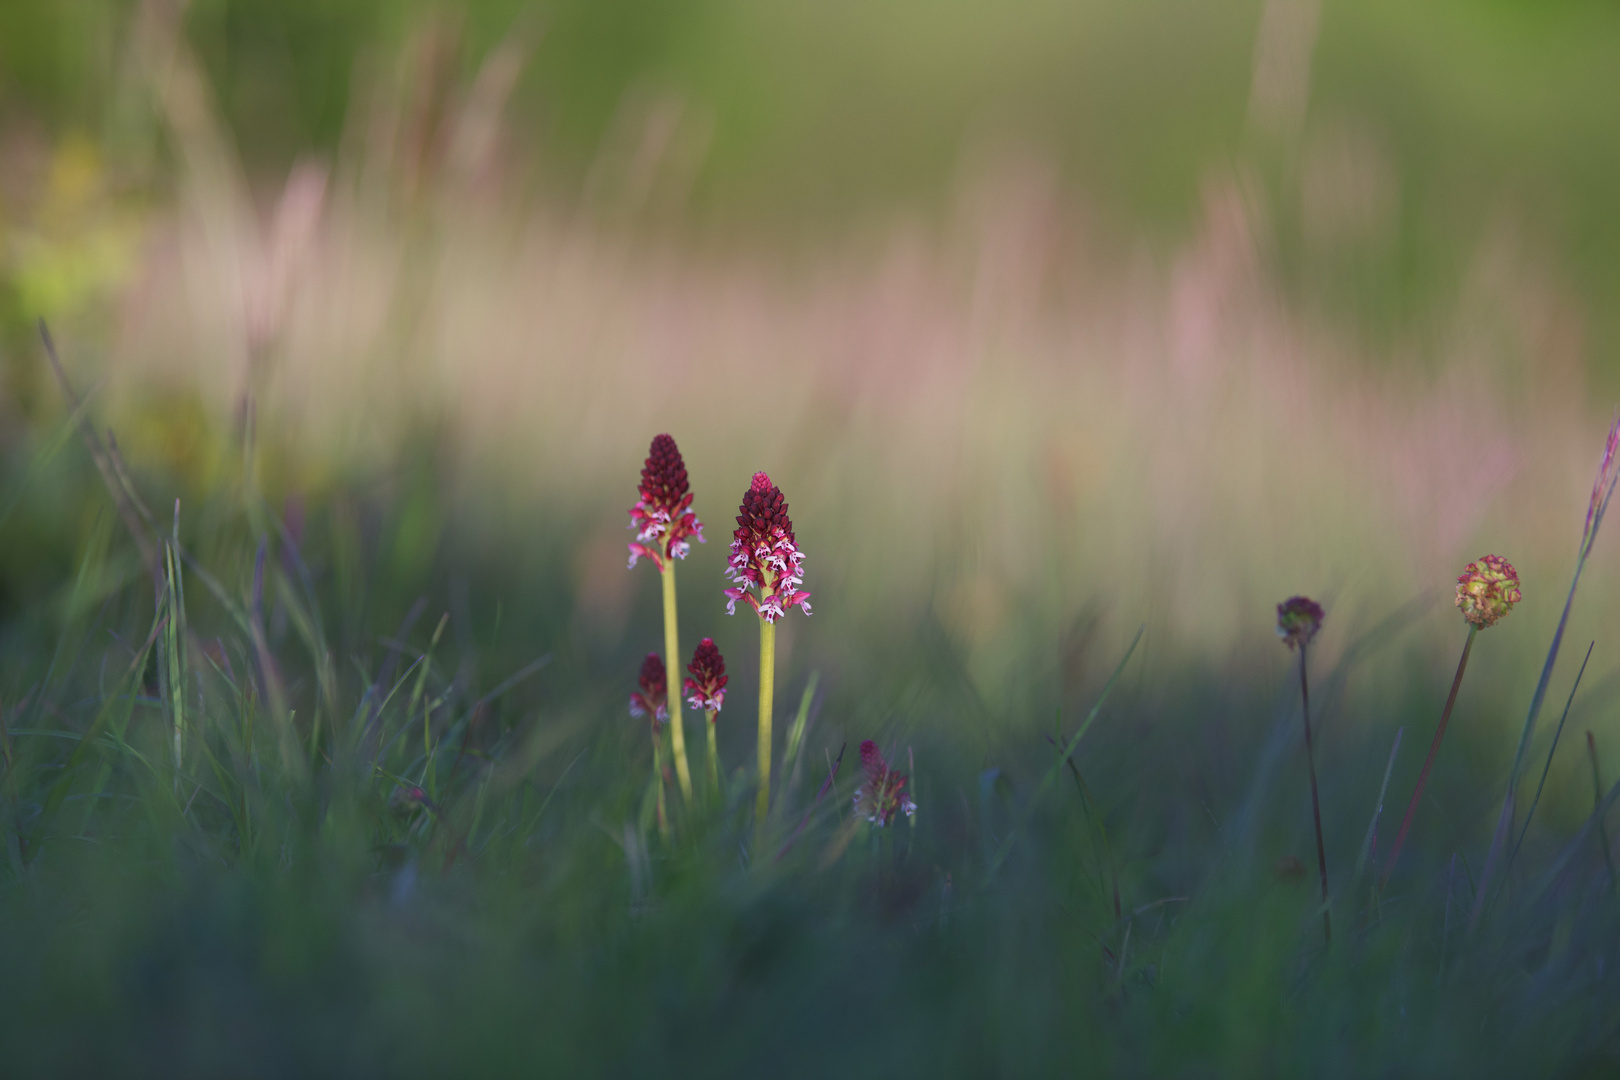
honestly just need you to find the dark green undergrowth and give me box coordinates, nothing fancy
[2,416,1620,1078]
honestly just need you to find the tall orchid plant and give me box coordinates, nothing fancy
[628,435,704,804]
[725,472,811,844]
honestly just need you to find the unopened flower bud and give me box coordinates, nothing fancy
[853,740,917,827]
[683,637,728,715]
[628,652,669,725]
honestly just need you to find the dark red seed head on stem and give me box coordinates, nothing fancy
[1276,596,1324,651]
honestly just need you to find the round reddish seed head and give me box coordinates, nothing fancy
[1276,596,1324,651]
[1456,555,1521,630]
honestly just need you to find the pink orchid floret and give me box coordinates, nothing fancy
[627,434,704,571]
[853,740,916,827]
[628,652,669,725]
[683,637,728,715]
[723,472,810,623]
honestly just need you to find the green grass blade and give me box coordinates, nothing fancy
[985,625,1144,883]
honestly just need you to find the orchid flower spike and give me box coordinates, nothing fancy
[628,434,704,571]
[1276,596,1324,651]
[724,472,811,622]
[854,741,917,827]
[628,653,669,726]
[684,637,728,715]
[1456,555,1521,630]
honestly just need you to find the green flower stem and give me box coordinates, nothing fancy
[756,605,777,849]
[705,709,720,797]
[1381,625,1475,891]
[661,563,694,804]
[652,728,669,840]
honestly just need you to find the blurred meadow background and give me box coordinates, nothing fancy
[4,0,1620,1074]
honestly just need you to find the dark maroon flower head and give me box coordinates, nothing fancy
[1276,596,1325,651]
[628,434,705,571]
[628,652,669,725]
[724,471,810,623]
[683,637,728,715]
[853,740,916,827]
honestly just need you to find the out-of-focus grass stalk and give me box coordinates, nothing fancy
[661,564,693,804]
[1350,726,1403,900]
[164,531,187,795]
[985,626,1143,883]
[1587,732,1617,891]
[783,672,818,779]
[756,596,776,849]
[1512,641,1593,864]
[416,613,449,797]
[705,710,720,797]
[1054,741,1122,921]
[1298,642,1331,946]
[1381,627,1476,890]
[1472,419,1620,931]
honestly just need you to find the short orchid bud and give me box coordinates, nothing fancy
[684,637,728,715]
[628,652,669,726]
[853,740,917,827]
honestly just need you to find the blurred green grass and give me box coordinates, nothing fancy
[2,422,1619,1074]
[4,1,1620,1074]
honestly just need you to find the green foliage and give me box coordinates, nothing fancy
[0,389,1618,1074]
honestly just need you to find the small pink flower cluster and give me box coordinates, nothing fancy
[724,472,811,623]
[628,653,669,725]
[853,740,916,827]
[684,637,728,715]
[628,434,704,571]
[1456,554,1521,630]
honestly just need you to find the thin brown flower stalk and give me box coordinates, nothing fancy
[1278,596,1330,945]
[1298,641,1331,946]
[1380,626,1476,891]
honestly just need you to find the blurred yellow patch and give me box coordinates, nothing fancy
[113,391,225,494]
[5,134,142,322]
[938,573,1010,647]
